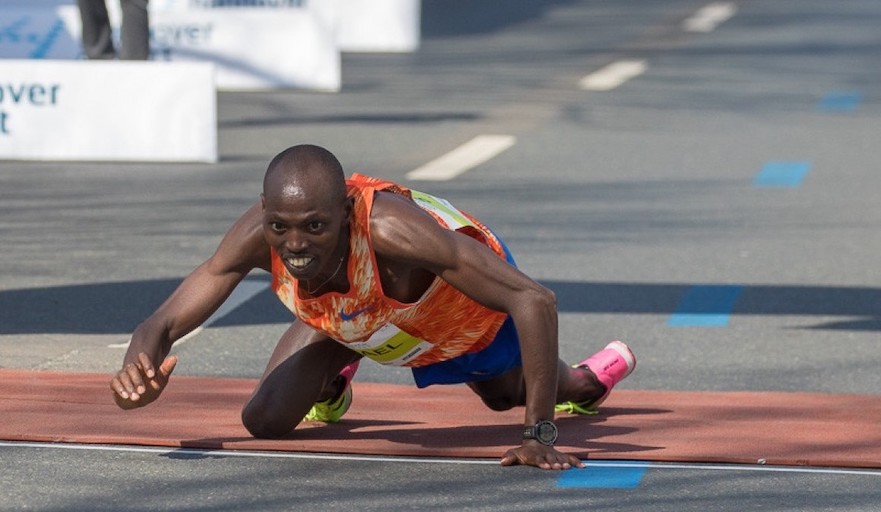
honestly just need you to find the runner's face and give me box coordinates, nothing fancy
[261,177,347,281]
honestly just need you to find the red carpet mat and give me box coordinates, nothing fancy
[2,369,880,468]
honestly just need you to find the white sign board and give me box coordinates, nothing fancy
[151,0,421,54]
[0,60,217,162]
[333,0,421,53]
[156,8,339,91]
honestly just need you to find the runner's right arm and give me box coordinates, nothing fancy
[110,201,271,409]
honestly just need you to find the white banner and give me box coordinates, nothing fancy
[154,0,421,53]
[147,0,421,54]
[333,0,420,53]
[0,60,217,162]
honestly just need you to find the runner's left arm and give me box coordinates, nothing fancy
[369,193,583,470]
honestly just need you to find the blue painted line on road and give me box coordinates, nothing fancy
[754,161,811,188]
[668,285,743,327]
[558,462,649,488]
[818,91,862,112]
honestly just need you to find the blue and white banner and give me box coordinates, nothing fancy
[0,60,217,162]
[0,7,81,59]
[0,2,340,91]
[56,5,341,91]
[0,0,418,91]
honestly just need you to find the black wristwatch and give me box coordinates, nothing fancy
[522,420,558,446]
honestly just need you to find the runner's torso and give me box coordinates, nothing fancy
[270,173,508,367]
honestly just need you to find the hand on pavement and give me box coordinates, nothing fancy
[110,352,177,410]
[500,441,586,470]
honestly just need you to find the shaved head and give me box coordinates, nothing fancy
[260,144,353,284]
[263,144,347,205]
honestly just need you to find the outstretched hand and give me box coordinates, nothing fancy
[110,352,178,410]
[500,442,586,470]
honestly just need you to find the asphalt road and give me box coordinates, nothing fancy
[2,0,881,510]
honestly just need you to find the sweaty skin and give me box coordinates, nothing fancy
[110,144,602,470]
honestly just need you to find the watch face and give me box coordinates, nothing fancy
[536,420,558,445]
[523,420,558,445]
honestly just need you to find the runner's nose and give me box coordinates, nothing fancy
[282,230,309,253]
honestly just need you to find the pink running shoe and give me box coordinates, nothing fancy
[556,340,636,415]
[305,359,361,423]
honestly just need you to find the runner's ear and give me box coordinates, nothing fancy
[343,196,354,222]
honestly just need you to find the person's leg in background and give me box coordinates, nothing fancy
[119,0,150,60]
[77,0,116,59]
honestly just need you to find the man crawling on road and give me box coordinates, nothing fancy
[110,143,636,470]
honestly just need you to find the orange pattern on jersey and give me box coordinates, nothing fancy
[271,173,508,367]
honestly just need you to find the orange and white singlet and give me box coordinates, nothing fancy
[270,173,508,368]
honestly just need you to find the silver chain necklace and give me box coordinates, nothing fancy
[305,255,345,294]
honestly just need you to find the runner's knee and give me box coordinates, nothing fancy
[480,393,519,412]
[241,397,297,439]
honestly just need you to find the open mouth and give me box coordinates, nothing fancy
[283,255,316,277]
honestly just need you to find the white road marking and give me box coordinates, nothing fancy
[682,2,737,33]
[107,280,270,348]
[405,135,516,181]
[0,441,498,465]
[592,460,881,477]
[4,441,881,477]
[579,60,647,91]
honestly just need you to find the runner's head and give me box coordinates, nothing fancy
[263,144,347,205]
[261,145,352,283]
